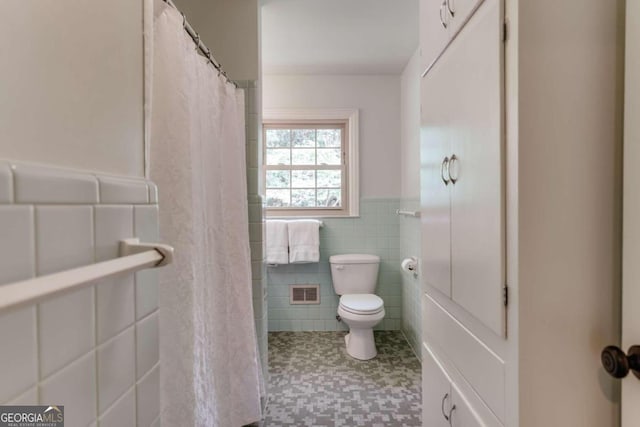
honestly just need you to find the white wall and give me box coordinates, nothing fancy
[172,0,260,81]
[263,74,401,199]
[400,50,421,200]
[0,0,145,177]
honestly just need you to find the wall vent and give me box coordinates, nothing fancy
[290,284,320,305]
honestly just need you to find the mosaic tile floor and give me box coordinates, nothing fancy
[264,331,422,427]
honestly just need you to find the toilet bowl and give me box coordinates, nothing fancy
[329,254,385,360]
[338,294,385,360]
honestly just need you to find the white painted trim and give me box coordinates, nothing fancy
[263,108,360,217]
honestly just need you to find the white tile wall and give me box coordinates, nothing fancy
[35,206,94,275]
[0,307,38,402]
[0,160,161,426]
[0,206,35,285]
[14,163,99,204]
[98,176,149,205]
[7,386,38,405]
[0,161,12,203]
[39,287,95,378]
[40,351,97,427]
[147,182,158,204]
[136,366,160,427]
[99,388,136,427]
[97,327,136,413]
[136,312,159,380]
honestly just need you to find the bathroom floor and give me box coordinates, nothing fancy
[264,331,422,427]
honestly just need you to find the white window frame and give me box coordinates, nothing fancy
[263,108,359,218]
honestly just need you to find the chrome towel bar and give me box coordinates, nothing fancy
[396,209,421,218]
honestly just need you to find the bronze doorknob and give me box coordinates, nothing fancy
[601,345,640,379]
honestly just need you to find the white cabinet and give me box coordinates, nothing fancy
[419,0,486,72]
[423,342,491,427]
[422,341,453,427]
[449,387,484,427]
[420,0,451,71]
[446,0,483,35]
[420,0,505,336]
[420,0,622,424]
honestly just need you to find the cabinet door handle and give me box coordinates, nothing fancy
[447,0,455,17]
[441,393,450,420]
[448,404,457,426]
[602,345,640,379]
[449,154,458,184]
[439,1,448,29]
[441,156,450,186]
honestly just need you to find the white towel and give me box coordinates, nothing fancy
[266,220,289,264]
[288,220,320,263]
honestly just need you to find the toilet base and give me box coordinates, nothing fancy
[344,329,377,360]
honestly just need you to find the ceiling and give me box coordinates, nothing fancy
[261,0,419,75]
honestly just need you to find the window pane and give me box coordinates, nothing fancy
[317,129,341,147]
[265,129,291,148]
[266,189,290,207]
[292,149,315,165]
[292,129,315,147]
[291,189,316,207]
[317,170,341,188]
[317,148,341,165]
[266,170,290,188]
[291,170,315,188]
[266,149,291,165]
[317,189,341,207]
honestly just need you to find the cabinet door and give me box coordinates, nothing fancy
[449,386,485,427]
[447,0,485,36]
[420,51,452,298]
[422,343,453,427]
[420,0,450,72]
[447,0,505,336]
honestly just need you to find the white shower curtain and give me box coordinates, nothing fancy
[149,2,263,426]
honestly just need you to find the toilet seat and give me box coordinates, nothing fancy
[339,294,384,315]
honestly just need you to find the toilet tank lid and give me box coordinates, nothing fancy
[329,254,380,264]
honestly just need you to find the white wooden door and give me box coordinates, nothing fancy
[447,0,505,336]
[421,48,452,298]
[622,0,640,424]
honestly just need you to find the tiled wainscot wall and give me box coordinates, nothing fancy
[238,79,268,380]
[267,198,404,332]
[0,161,160,427]
[399,198,421,359]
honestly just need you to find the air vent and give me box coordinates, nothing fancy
[290,284,320,305]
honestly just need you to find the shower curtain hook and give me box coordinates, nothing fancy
[205,47,213,65]
[181,12,186,29]
[194,32,201,51]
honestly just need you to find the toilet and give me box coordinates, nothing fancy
[329,254,385,360]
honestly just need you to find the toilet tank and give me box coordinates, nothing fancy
[329,254,380,295]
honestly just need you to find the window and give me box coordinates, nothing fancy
[263,109,359,217]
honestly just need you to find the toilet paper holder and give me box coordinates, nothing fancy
[401,257,418,278]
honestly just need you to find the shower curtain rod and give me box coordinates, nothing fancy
[162,0,238,88]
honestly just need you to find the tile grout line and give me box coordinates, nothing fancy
[32,204,42,405]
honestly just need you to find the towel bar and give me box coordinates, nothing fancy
[0,238,174,314]
[396,209,421,218]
